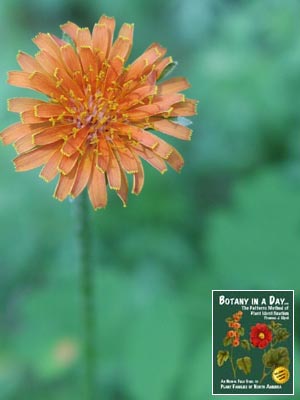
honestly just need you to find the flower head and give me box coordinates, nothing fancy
[250,323,272,349]
[1,16,197,209]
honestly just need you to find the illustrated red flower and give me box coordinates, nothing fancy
[250,323,272,349]
[0,16,197,209]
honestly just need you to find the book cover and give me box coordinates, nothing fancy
[212,290,294,395]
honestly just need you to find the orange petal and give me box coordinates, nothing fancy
[78,46,98,74]
[106,148,121,190]
[29,72,61,98]
[58,152,79,175]
[54,67,84,99]
[97,137,110,172]
[50,34,66,47]
[130,126,158,149]
[77,46,98,90]
[40,148,62,182]
[109,23,134,62]
[21,109,49,124]
[1,123,33,144]
[60,21,79,42]
[88,158,107,209]
[54,163,78,201]
[71,149,93,197]
[14,135,35,153]
[116,168,128,206]
[131,154,144,195]
[61,126,89,156]
[155,56,173,79]
[116,145,138,174]
[134,146,167,174]
[150,93,185,107]
[166,149,184,172]
[34,103,67,118]
[76,28,92,48]
[103,60,122,94]
[158,77,190,95]
[125,43,166,82]
[152,119,192,140]
[35,50,64,75]
[23,71,61,99]
[92,23,113,62]
[33,124,73,145]
[8,71,33,89]
[1,123,50,145]
[17,51,44,73]
[8,98,45,113]
[119,77,157,109]
[170,99,198,117]
[14,142,62,171]
[127,94,184,120]
[122,126,158,149]
[33,33,62,60]
[60,44,82,76]
[152,138,174,160]
[92,16,116,59]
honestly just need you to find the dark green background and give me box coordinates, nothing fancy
[0,0,300,399]
[213,290,294,395]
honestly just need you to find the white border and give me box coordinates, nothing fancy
[212,289,295,396]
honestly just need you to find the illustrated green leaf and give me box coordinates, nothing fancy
[237,357,252,375]
[269,320,282,330]
[217,350,229,367]
[238,327,245,336]
[240,339,251,351]
[225,317,233,324]
[262,347,290,369]
[272,327,289,344]
[223,336,232,347]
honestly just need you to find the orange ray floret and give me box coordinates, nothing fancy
[0,15,197,210]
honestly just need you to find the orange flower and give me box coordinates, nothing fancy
[0,16,197,209]
[227,330,235,338]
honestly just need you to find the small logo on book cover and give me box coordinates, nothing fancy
[272,366,290,384]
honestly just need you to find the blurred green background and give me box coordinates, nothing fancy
[0,0,300,399]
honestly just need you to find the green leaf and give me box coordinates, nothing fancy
[269,320,282,330]
[237,357,252,375]
[238,327,245,337]
[274,327,289,344]
[240,339,251,351]
[217,350,229,367]
[262,347,290,369]
[270,323,290,345]
[223,336,232,347]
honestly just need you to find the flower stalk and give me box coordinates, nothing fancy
[77,191,96,400]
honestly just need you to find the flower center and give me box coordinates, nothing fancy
[258,332,265,340]
[66,88,121,145]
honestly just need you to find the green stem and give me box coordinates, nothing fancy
[77,192,95,400]
[230,346,236,379]
[259,366,270,384]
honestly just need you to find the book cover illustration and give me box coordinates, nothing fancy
[212,290,294,395]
